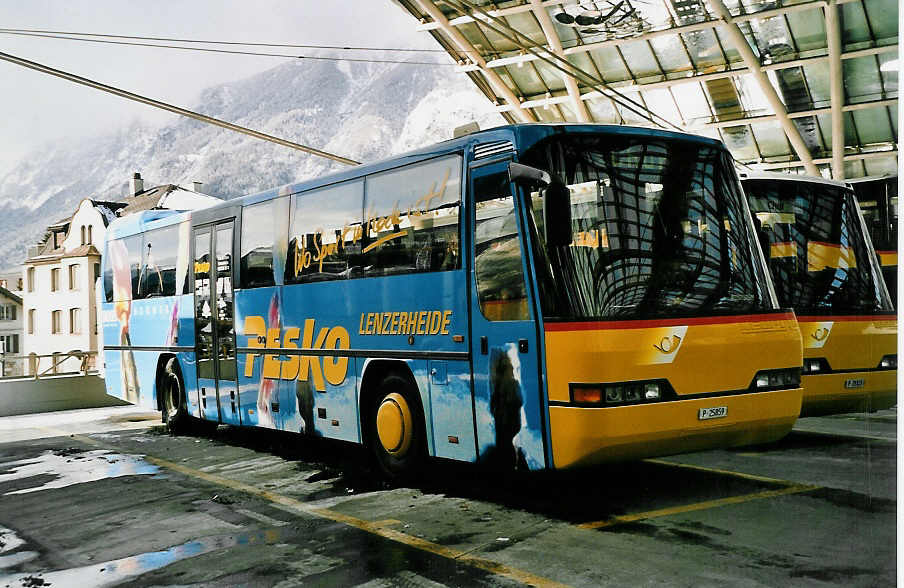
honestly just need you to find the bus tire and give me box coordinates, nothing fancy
[366,374,425,481]
[161,358,188,434]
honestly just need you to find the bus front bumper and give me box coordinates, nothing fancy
[549,388,803,469]
[800,370,897,417]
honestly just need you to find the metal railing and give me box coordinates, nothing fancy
[0,350,98,380]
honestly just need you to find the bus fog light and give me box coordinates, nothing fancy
[803,358,822,374]
[879,355,896,369]
[644,383,660,400]
[605,386,623,403]
[755,374,769,388]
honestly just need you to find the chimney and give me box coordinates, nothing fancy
[129,172,144,197]
[192,181,204,193]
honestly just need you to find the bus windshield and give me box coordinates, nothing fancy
[521,133,775,321]
[742,179,892,315]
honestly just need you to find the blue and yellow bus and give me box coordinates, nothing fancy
[101,124,803,477]
[740,172,896,417]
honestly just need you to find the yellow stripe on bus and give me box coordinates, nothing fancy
[808,241,856,272]
[770,242,797,259]
[878,251,897,266]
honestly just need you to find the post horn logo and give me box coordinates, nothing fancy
[811,327,830,342]
[654,334,682,354]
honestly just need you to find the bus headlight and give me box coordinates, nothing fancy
[803,358,830,374]
[879,355,897,369]
[569,380,671,406]
[752,368,800,390]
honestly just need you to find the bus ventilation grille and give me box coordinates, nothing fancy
[474,141,515,160]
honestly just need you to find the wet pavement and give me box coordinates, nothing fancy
[0,406,896,587]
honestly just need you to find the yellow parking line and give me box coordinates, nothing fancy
[45,429,569,588]
[578,484,819,530]
[644,458,803,487]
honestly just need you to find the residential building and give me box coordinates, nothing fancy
[21,172,223,376]
[0,286,23,376]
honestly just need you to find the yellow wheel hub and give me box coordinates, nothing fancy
[376,393,413,456]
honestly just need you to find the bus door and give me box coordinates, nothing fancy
[193,220,241,426]
[468,160,547,470]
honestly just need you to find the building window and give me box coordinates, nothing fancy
[93,263,101,285]
[69,308,81,334]
[51,268,60,292]
[69,265,80,290]
[0,305,16,321]
[80,226,86,245]
[27,267,35,292]
[2,335,19,354]
[0,280,6,289]
[28,309,34,334]
[88,225,93,245]
[51,310,61,334]
[17,278,22,290]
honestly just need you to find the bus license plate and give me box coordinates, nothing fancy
[844,378,865,389]
[698,406,727,420]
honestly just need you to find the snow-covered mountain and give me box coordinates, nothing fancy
[0,58,503,268]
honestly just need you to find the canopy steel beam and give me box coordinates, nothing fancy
[749,149,898,170]
[412,0,535,123]
[528,0,591,122]
[698,98,897,129]
[825,0,845,179]
[483,45,897,108]
[706,0,818,175]
[450,0,868,72]
[416,0,860,32]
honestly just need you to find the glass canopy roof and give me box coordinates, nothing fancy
[396,0,898,179]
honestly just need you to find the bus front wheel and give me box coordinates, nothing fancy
[161,358,187,433]
[367,374,425,481]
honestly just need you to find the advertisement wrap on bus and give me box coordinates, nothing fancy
[101,124,805,478]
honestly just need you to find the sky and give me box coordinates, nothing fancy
[0,0,442,176]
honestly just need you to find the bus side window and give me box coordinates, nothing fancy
[241,198,289,289]
[363,155,462,277]
[287,181,363,284]
[125,235,143,300]
[103,241,114,303]
[474,171,529,321]
[140,226,178,297]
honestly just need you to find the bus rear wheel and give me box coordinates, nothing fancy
[367,374,425,481]
[161,358,188,433]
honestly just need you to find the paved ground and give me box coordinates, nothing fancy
[0,405,896,587]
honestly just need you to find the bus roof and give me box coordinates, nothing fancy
[204,123,728,212]
[106,208,189,240]
[738,170,852,191]
[106,123,729,237]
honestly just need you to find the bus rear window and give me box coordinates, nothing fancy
[106,235,142,303]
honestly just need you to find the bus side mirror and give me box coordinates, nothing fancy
[507,162,572,247]
[542,182,572,247]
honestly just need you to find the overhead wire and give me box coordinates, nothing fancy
[0,49,360,166]
[0,27,455,53]
[0,30,458,66]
